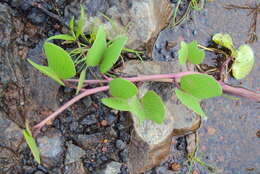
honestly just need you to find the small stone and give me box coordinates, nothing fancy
[27,8,46,24]
[106,114,117,125]
[100,120,108,126]
[94,161,121,174]
[82,97,92,108]
[64,161,87,174]
[192,170,199,174]
[34,171,45,174]
[119,149,128,162]
[115,139,126,150]
[170,162,181,171]
[65,143,86,164]
[69,121,79,132]
[75,133,103,150]
[81,115,98,126]
[207,127,216,135]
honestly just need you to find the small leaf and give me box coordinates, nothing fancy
[141,91,165,124]
[76,6,85,39]
[101,97,130,111]
[27,59,64,85]
[44,42,76,79]
[85,26,106,66]
[70,16,75,38]
[180,74,222,99]
[46,34,75,42]
[232,44,255,79]
[175,89,206,119]
[129,96,146,123]
[23,122,41,164]
[76,68,86,94]
[212,33,235,54]
[109,78,138,99]
[178,41,205,64]
[99,36,128,73]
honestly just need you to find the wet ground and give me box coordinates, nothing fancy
[0,0,260,174]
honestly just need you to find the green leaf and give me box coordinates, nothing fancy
[44,42,76,79]
[141,91,165,124]
[85,26,106,66]
[76,68,86,94]
[70,16,75,38]
[101,97,130,111]
[27,59,65,85]
[109,78,138,99]
[46,34,75,42]
[99,36,128,73]
[129,96,146,123]
[180,74,222,99]
[175,89,206,119]
[232,44,255,80]
[178,41,205,64]
[23,122,41,164]
[212,33,235,54]
[76,6,85,39]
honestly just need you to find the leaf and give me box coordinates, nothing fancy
[212,33,235,54]
[44,42,76,79]
[23,122,41,164]
[85,26,107,66]
[180,74,222,99]
[232,44,255,80]
[141,91,165,124]
[76,6,85,39]
[109,78,138,99]
[178,41,205,65]
[99,36,128,73]
[175,89,206,119]
[46,34,75,42]
[70,16,75,38]
[101,97,130,111]
[76,68,86,94]
[129,96,146,123]
[27,59,65,85]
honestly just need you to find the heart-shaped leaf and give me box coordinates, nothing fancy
[232,44,254,80]
[141,91,165,124]
[44,42,76,79]
[27,59,64,85]
[102,97,130,111]
[85,26,106,66]
[109,78,138,99]
[175,89,206,119]
[180,74,222,99]
[129,96,146,123]
[99,36,128,73]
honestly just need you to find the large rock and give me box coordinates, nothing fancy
[65,143,86,164]
[119,60,201,174]
[65,0,173,51]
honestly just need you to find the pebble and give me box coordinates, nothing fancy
[82,97,92,108]
[119,149,128,162]
[81,114,98,126]
[170,162,181,171]
[27,8,46,25]
[115,139,126,150]
[69,121,79,132]
[106,114,117,125]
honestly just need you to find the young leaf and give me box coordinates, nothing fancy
[232,44,254,80]
[76,6,85,39]
[70,16,76,38]
[23,122,41,164]
[44,42,76,79]
[178,41,205,65]
[129,96,146,123]
[109,78,138,99]
[141,91,165,124]
[99,36,128,73]
[175,89,206,119]
[102,97,130,111]
[180,74,222,99]
[76,68,87,94]
[46,34,75,42]
[212,33,235,54]
[85,26,106,66]
[27,59,65,85]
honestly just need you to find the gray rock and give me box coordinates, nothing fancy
[37,128,64,168]
[119,60,200,174]
[64,161,88,174]
[94,161,121,174]
[75,133,104,150]
[65,143,86,164]
[81,114,98,126]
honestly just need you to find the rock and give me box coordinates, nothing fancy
[65,143,86,164]
[64,161,88,174]
[81,114,98,126]
[75,133,104,150]
[115,139,126,150]
[65,0,173,51]
[37,128,64,168]
[94,161,121,174]
[0,147,19,174]
[119,60,200,174]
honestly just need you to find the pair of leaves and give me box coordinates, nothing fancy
[85,26,128,73]
[175,74,222,119]
[28,42,76,85]
[101,78,165,124]
[22,122,41,164]
[178,40,205,65]
[212,33,255,80]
